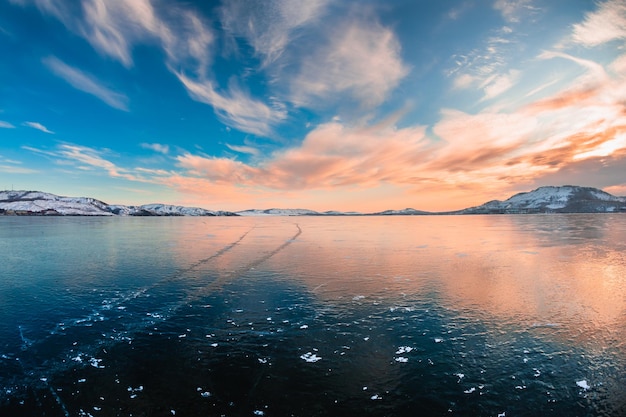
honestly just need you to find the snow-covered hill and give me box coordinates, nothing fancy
[236,208,321,216]
[460,186,626,214]
[0,191,236,216]
[373,208,431,215]
[0,191,113,216]
[1,186,625,216]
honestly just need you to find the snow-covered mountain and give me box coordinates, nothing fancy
[373,208,431,215]
[459,186,626,214]
[108,203,236,217]
[1,186,625,216]
[0,191,114,216]
[0,191,236,216]
[236,208,321,216]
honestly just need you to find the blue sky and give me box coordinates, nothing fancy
[1,0,625,211]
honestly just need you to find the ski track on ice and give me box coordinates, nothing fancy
[2,223,302,407]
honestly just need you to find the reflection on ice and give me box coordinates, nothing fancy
[0,215,624,416]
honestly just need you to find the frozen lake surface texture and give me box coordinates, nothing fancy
[1,215,625,416]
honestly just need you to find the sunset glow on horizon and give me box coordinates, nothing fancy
[1,0,626,212]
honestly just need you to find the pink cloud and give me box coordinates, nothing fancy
[167,54,626,211]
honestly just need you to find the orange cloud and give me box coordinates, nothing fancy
[37,50,626,212]
[166,58,626,211]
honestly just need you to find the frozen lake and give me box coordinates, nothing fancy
[1,215,625,416]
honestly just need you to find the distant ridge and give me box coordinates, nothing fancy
[0,191,237,217]
[1,186,625,216]
[456,185,626,214]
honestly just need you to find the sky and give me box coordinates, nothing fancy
[1,0,626,212]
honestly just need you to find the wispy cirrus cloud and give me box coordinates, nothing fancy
[288,19,409,108]
[25,143,162,183]
[0,121,16,128]
[481,69,521,100]
[0,164,39,174]
[141,143,170,155]
[43,56,129,111]
[571,0,626,47]
[219,0,329,67]
[225,144,261,157]
[15,0,282,136]
[23,121,54,134]
[80,0,160,68]
[448,25,521,101]
[82,0,283,137]
[493,0,538,23]
[175,73,287,137]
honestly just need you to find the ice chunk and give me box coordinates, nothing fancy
[576,380,590,390]
[434,338,443,343]
[395,357,408,363]
[253,411,265,416]
[89,358,104,368]
[300,352,322,363]
[396,346,413,354]
[464,387,475,394]
[370,394,382,400]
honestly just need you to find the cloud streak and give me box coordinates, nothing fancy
[0,121,16,128]
[141,143,170,155]
[43,56,129,111]
[176,74,287,137]
[23,121,54,134]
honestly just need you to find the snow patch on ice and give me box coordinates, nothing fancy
[300,352,322,363]
[576,380,590,390]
